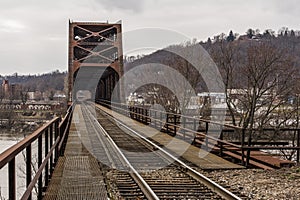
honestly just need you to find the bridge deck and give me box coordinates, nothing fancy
[43,119,108,200]
[96,104,244,170]
[43,104,242,199]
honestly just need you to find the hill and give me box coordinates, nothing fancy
[0,70,67,93]
[125,27,300,92]
[124,27,300,129]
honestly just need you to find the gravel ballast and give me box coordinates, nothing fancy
[201,167,300,199]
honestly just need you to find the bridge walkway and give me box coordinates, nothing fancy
[43,106,108,200]
[43,104,243,199]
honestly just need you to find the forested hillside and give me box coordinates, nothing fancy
[125,27,300,92]
[0,70,67,93]
[124,27,300,129]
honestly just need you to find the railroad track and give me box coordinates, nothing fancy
[78,102,242,199]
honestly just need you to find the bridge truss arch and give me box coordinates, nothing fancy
[68,20,123,103]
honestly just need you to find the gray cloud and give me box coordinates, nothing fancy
[0,0,300,75]
[260,0,300,15]
[92,0,145,12]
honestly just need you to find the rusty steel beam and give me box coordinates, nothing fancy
[68,20,123,102]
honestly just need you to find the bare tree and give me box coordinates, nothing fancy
[240,43,295,131]
[209,39,298,162]
[209,40,241,125]
[20,86,29,105]
[211,40,296,129]
[126,41,205,114]
[0,86,4,103]
[0,92,18,130]
[5,96,17,130]
[18,150,39,198]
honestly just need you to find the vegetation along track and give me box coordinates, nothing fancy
[79,102,242,199]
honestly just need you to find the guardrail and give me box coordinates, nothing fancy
[0,105,73,200]
[97,99,300,168]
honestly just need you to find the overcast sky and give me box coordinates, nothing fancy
[0,0,299,75]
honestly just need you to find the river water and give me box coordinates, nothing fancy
[0,134,26,199]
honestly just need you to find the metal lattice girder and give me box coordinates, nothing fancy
[68,20,123,102]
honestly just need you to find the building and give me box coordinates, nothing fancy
[2,79,9,98]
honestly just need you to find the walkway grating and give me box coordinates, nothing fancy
[43,121,108,200]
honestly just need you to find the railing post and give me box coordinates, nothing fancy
[9,158,16,200]
[131,106,133,118]
[140,107,142,122]
[55,120,59,162]
[38,135,43,200]
[144,108,146,123]
[160,112,163,129]
[60,117,64,140]
[220,129,223,157]
[132,106,134,119]
[26,145,32,200]
[45,128,49,188]
[297,129,300,163]
[241,128,245,166]
[141,107,144,123]
[166,114,169,133]
[174,114,177,136]
[59,119,63,156]
[146,109,150,124]
[134,107,136,119]
[145,107,149,124]
[49,124,54,174]
[153,110,156,128]
[246,130,252,167]
[182,116,186,139]
[192,118,197,144]
[205,121,209,151]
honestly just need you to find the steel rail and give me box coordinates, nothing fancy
[81,105,119,168]
[82,104,159,200]
[95,104,242,200]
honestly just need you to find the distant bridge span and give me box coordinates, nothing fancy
[68,20,123,103]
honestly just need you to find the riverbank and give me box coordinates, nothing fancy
[0,124,40,136]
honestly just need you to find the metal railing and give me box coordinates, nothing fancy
[0,105,73,200]
[97,100,300,168]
